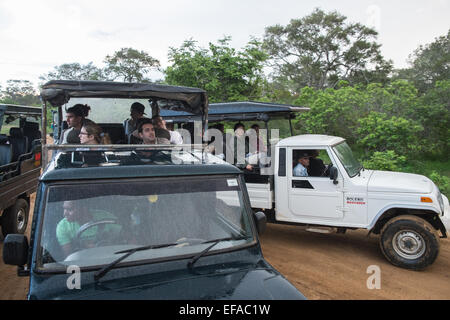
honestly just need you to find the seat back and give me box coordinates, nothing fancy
[23,121,41,151]
[0,141,13,167]
[98,124,126,144]
[9,128,28,161]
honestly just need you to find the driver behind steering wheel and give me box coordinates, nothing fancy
[56,200,120,258]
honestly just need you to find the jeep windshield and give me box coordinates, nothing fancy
[332,141,362,178]
[38,175,254,271]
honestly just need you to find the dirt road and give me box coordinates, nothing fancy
[259,223,450,299]
[1,194,449,299]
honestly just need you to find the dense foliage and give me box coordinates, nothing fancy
[263,8,392,92]
[292,79,449,195]
[39,48,160,83]
[165,37,267,102]
[394,30,450,93]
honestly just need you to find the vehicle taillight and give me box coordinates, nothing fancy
[34,152,41,166]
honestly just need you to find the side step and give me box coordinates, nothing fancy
[305,227,335,234]
[305,227,347,234]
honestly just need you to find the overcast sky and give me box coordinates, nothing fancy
[0,0,449,89]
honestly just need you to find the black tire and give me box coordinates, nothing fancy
[1,199,29,237]
[379,215,440,270]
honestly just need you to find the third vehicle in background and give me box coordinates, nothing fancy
[163,102,450,270]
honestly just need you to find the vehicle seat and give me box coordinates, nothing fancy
[99,124,126,144]
[9,128,29,162]
[0,135,13,166]
[23,121,41,151]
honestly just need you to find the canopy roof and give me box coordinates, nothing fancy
[160,101,309,122]
[0,104,42,116]
[40,80,208,115]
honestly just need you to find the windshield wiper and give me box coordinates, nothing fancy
[94,242,178,282]
[95,236,251,281]
[187,235,251,270]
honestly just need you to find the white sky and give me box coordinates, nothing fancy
[0,0,449,90]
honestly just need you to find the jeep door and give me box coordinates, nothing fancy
[287,148,344,220]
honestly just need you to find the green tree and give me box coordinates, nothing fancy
[364,80,420,117]
[263,8,392,92]
[40,62,107,82]
[413,80,450,157]
[0,80,40,105]
[293,84,368,144]
[292,80,426,149]
[104,47,160,82]
[363,150,406,171]
[165,37,268,102]
[395,29,450,93]
[356,112,423,155]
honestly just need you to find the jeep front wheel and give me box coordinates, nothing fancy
[379,215,440,270]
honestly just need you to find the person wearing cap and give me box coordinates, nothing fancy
[123,102,146,138]
[293,152,310,177]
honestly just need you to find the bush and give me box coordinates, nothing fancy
[429,171,450,198]
[362,150,406,171]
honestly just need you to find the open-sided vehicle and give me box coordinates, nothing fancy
[2,81,305,300]
[165,102,450,270]
[0,104,42,236]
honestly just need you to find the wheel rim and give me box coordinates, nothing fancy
[392,230,426,260]
[17,208,26,232]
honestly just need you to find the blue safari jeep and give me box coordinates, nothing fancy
[2,80,305,300]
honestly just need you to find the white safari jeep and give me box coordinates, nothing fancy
[246,134,449,270]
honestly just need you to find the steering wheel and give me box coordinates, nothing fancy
[75,219,120,249]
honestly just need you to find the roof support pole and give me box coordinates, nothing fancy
[265,120,270,156]
[41,101,48,168]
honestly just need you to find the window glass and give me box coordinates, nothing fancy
[39,176,254,271]
[64,98,152,124]
[0,116,20,135]
[292,149,333,177]
[332,142,362,177]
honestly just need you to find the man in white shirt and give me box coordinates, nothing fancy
[293,152,310,177]
[153,116,183,145]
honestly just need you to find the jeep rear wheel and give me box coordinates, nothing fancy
[380,215,440,270]
[1,199,29,237]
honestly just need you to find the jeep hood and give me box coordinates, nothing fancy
[29,265,305,300]
[368,170,434,194]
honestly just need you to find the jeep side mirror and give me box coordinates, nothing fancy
[329,166,339,185]
[253,211,267,235]
[3,234,29,267]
